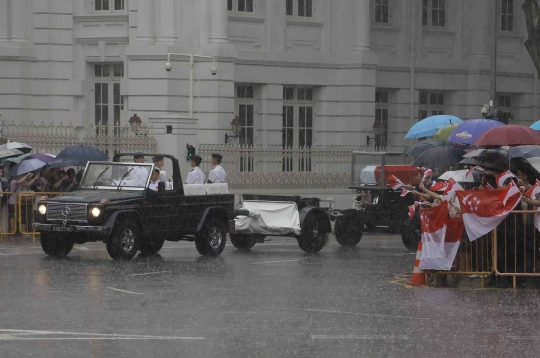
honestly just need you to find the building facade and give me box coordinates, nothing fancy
[0,0,537,174]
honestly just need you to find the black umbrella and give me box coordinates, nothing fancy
[459,149,510,171]
[403,139,451,157]
[56,145,108,167]
[413,147,464,171]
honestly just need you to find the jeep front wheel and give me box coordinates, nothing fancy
[196,218,226,256]
[107,219,140,260]
[40,232,74,258]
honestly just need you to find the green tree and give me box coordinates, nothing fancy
[523,0,540,77]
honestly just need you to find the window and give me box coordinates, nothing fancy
[228,0,254,13]
[95,0,124,11]
[422,0,445,28]
[497,94,513,124]
[286,0,312,18]
[375,90,389,147]
[94,63,124,136]
[236,85,256,172]
[501,0,514,32]
[282,86,314,172]
[373,0,389,24]
[419,91,444,120]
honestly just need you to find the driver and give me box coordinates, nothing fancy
[132,153,149,186]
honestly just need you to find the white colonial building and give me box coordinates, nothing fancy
[0,0,537,201]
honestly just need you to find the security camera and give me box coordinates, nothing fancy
[165,62,172,72]
[210,66,217,75]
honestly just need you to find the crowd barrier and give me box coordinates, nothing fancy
[427,210,540,289]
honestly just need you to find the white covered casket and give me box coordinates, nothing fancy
[234,201,301,236]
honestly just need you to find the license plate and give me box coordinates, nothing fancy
[52,226,75,233]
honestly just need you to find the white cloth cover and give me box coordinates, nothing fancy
[183,184,206,196]
[206,183,229,194]
[234,201,301,235]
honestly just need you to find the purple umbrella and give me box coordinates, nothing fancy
[28,153,55,163]
[447,119,505,145]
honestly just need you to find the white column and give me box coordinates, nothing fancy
[157,0,177,45]
[137,0,156,43]
[0,0,8,41]
[10,0,29,43]
[209,0,229,43]
[354,0,370,51]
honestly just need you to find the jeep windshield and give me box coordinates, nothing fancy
[80,162,154,190]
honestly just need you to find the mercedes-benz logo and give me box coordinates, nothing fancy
[61,206,71,218]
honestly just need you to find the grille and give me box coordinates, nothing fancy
[47,202,88,222]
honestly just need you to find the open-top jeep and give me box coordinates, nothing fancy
[33,153,235,260]
[332,151,415,248]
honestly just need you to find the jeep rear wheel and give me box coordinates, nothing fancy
[401,217,421,252]
[298,213,328,253]
[40,232,74,258]
[335,213,363,247]
[140,236,165,255]
[107,219,140,260]
[196,218,226,256]
[230,234,257,250]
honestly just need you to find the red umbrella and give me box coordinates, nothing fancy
[471,125,540,147]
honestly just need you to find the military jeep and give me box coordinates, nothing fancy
[332,151,415,248]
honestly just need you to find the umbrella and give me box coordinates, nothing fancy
[412,147,464,171]
[403,139,451,157]
[48,158,78,169]
[508,145,540,159]
[405,115,463,139]
[438,169,476,183]
[0,142,32,154]
[28,153,55,163]
[530,120,540,130]
[0,148,23,161]
[432,123,461,140]
[471,125,540,147]
[459,148,510,171]
[447,119,506,145]
[11,158,47,176]
[56,145,108,166]
[525,157,540,174]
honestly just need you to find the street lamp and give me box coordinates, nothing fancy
[129,114,142,133]
[165,53,218,118]
[367,119,383,146]
[225,116,242,144]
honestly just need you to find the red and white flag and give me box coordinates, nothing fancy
[484,183,494,190]
[431,180,448,192]
[418,202,463,271]
[524,179,540,199]
[400,187,411,197]
[387,175,405,190]
[496,170,516,187]
[422,168,434,181]
[442,178,463,201]
[456,185,521,241]
[408,201,422,218]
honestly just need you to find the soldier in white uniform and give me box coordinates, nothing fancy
[208,153,227,184]
[152,155,168,183]
[186,155,205,184]
[132,153,149,186]
[148,168,161,191]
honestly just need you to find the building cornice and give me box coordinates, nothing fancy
[73,14,129,22]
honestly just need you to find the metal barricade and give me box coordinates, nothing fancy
[0,192,17,240]
[427,233,495,288]
[17,191,68,239]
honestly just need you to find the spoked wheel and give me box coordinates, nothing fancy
[195,217,226,256]
[230,234,257,250]
[401,217,421,252]
[107,219,140,260]
[40,232,74,258]
[334,211,363,247]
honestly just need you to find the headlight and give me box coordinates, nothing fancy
[91,207,101,217]
[38,204,47,215]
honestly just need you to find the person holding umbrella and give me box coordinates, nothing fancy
[9,171,41,234]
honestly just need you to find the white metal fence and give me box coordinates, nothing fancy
[198,144,406,190]
[0,120,156,157]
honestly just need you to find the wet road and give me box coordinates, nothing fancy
[1,234,540,358]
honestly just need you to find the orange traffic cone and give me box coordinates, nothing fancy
[407,242,425,286]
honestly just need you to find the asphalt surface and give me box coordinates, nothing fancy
[1,234,540,358]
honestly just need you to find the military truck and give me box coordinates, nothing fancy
[33,154,235,260]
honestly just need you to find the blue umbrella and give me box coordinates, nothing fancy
[12,158,47,176]
[508,145,540,159]
[405,115,463,139]
[530,120,540,130]
[56,145,108,167]
[447,119,505,145]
